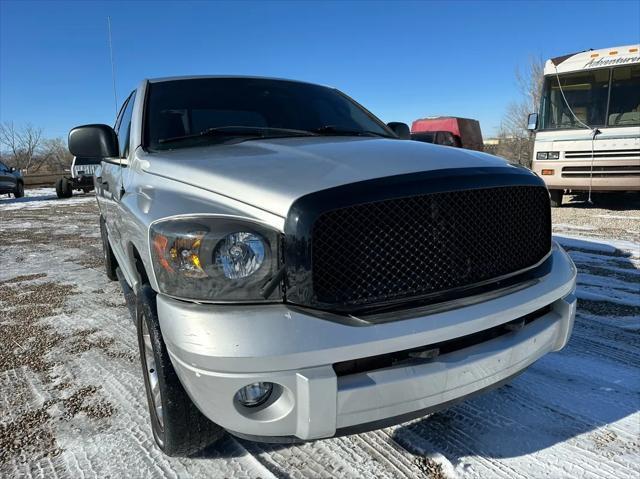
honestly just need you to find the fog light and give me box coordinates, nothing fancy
[236,382,273,407]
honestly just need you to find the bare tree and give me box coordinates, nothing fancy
[40,137,73,172]
[516,55,544,113]
[496,56,545,167]
[0,122,46,172]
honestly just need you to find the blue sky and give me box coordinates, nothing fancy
[1,0,639,139]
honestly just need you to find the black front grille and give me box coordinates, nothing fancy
[311,186,551,308]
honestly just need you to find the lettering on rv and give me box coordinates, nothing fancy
[584,56,640,69]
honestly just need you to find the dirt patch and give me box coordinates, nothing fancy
[414,456,446,479]
[563,245,635,259]
[62,386,116,420]
[592,430,617,449]
[578,265,640,283]
[0,280,76,318]
[51,381,73,391]
[66,328,136,363]
[579,299,640,318]
[0,273,47,285]
[0,385,116,465]
[552,193,640,243]
[0,401,59,465]
[64,247,104,270]
[0,274,118,465]
[0,278,76,375]
[98,297,127,308]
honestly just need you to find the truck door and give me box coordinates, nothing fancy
[98,91,136,261]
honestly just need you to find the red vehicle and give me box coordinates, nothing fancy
[411,117,484,151]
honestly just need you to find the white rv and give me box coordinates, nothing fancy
[528,44,640,206]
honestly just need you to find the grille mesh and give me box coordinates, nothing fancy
[311,186,551,307]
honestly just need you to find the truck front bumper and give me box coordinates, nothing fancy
[157,243,577,441]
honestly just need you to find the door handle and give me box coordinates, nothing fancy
[101,180,109,192]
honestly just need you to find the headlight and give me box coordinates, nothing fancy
[537,151,559,160]
[214,232,266,279]
[149,216,282,302]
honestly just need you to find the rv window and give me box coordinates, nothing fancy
[607,65,640,127]
[540,69,609,129]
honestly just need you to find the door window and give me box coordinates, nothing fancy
[115,91,136,157]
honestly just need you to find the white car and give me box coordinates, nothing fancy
[68,76,577,456]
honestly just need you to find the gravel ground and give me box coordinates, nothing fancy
[553,193,640,242]
[0,188,638,479]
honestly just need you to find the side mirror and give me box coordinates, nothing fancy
[68,124,119,158]
[527,113,538,131]
[9,167,16,173]
[387,122,411,139]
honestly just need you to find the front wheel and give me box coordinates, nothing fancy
[549,190,563,207]
[62,178,73,198]
[136,284,224,456]
[55,178,73,198]
[14,182,24,198]
[55,178,65,198]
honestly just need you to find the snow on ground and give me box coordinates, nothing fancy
[0,187,96,212]
[1,188,639,478]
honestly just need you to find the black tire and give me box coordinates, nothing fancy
[55,178,65,199]
[14,182,24,198]
[549,190,563,207]
[136,284,224,456]
[100,217,118,281]
[62,178,73,198]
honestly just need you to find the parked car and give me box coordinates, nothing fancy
[0,160,24,198]
[55,156,100,198]
[68,76,577,457]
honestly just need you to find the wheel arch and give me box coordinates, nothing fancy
[126,241,156,294]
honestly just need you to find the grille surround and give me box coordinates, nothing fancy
[284,167,551,314]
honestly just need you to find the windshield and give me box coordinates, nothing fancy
[539,65,640,130]
[145,78,393,150]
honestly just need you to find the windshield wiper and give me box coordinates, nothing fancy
[313,125,392,138]
[158,126,319,144]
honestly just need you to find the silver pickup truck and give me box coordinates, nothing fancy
[68,76,577,456]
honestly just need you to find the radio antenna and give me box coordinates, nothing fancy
[107,16,118,119]
[107,16,125,197]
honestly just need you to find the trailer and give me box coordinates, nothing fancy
[55,156,100,198]
[411,117,484,151]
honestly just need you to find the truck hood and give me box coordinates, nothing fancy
[140,137,508,217]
